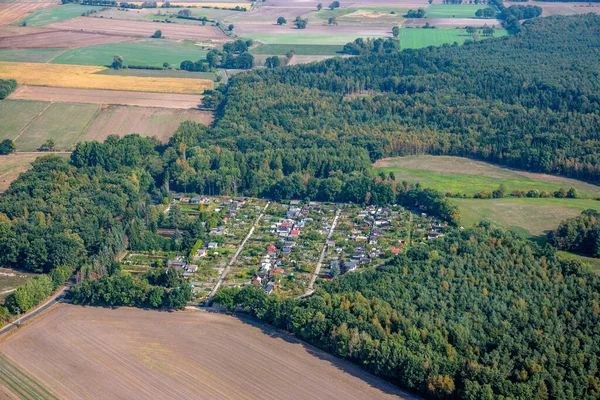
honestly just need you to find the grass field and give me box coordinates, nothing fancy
[373,155,600,198]
[51,40,208,68]
[0,48,65,63]
[96,68,217,80]
[425,4,487,18]
[0,305,408,399]
[18,4,102,26]
[123,1,252,8]
[15,102,100,151]
[250,43,343,55]
[454,197,600,238]
[0,99,49,141]
[244,33,385,45]
[398,28,507,49]
[0,62,213,94]
[0,99,211,151]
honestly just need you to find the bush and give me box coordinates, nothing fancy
[0,79,17,100]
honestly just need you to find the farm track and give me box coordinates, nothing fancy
[208,201,270,301]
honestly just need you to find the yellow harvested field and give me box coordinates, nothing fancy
[127,1,251,8]
[0,62,213,94]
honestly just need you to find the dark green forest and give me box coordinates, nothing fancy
[549,209,600,257]
[201,14,600,183]
[215,225,600,399]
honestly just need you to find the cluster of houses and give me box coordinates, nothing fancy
[168,256,199,278]
[252,244,289,294]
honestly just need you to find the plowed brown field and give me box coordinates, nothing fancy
[0,305,417,400]
[9,86,204,109]
[48,17,231,43]
[0,29,131,48]
[0,2,57,25]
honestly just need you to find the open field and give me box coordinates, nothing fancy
[398,27,506,49]
[454,197,600,239]
[0,48,63,62]
[373,156,600,198]
[49,17,231,43]
[123,1,252,7]
[287,54,349,65]
[0,1,57,25]
[403,17,502,27]
[0,305,414,400]
[14,102,101,151]
[0,62,213,93]
[235,23,390,36]
[94,6,240,23]
[0,99,212,150]
[303,7,406,26]
[51,39,208,67]
[532,1,600,16]
[425,4,487,18]
[0,99,49,142]
[82,105,213,142]
[17,4,102,26]
[9,86,204,109]
[97,68,216,80]
[0,153,44,192]
[251,43,343,55]
[0,29,131,49]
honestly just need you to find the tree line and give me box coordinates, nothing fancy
[548,209,600,257]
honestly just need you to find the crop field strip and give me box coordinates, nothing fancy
[48,17,232,43]
[0,1,57,25]
[50,40,209,68]
[0,99,212,150]
[0,30,132,49]
[0,62,213,94]
[9,86,205,109]
[0,353,57,400]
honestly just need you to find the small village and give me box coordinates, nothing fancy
[120,194,446,301]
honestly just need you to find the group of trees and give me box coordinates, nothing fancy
[0,78,16,99]
[180,39,255,71]
[214,224,600,399]
[474,7,496,18]
[68,268,192,309]
[548,209,600,257]
[0,139,15,155]
[405,8,426,18]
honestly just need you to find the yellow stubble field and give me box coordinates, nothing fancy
[0,62,213,94]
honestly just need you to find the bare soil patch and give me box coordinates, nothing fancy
[0,304,416,400]
[0,1,57,25]
[532,1,600,16]
[0,25,49,38]
[0,29,131,48]
[0,29,130,49]
[9,86,204,109]
[82,105,213,142]
[48,17,231,43]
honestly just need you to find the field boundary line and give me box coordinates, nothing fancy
[12,101,52,143]
[302,207,341,298]
[75,104,103,145]
[44,48,70,63]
